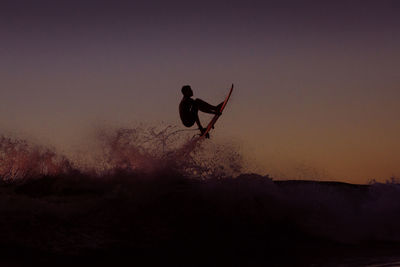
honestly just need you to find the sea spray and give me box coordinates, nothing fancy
[0,125,243,181]
[0,135,72,181]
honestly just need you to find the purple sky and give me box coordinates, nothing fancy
[1,0,400,182]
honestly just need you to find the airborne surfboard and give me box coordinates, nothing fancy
[200,84,234,139]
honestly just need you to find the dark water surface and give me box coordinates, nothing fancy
[1,173,400,266]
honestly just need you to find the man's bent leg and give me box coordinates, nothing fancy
[190,104,203,129]
[195,99,217,114]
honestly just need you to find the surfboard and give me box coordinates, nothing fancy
[200,84,234,139]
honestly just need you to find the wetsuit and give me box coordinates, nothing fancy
[179,97,217,127]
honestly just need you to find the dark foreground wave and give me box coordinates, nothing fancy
[1,171,400,266]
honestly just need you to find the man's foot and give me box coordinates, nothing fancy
[214,102,223,115]
[199,127,210,138]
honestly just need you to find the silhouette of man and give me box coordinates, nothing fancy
[179,85,222,136]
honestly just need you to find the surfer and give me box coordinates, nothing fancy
[179,85,222,136]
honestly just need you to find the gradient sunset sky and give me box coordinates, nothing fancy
[1,0,399,183]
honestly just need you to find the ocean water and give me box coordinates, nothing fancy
[1,126,400,266]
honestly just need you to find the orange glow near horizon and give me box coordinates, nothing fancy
[1,1,399,183]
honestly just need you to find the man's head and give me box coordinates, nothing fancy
[181,85,193,97]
